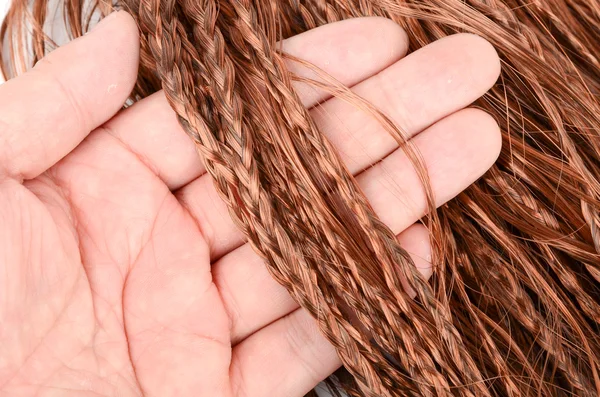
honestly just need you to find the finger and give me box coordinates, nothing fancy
[230,309,338,397]
[178,107,501,260]
[357,108,501,234]
[311,33,501,174]
[99,17,408,190]
[122,195,232,396]
[214,223,432,345]
[229,225,434,396]
[0,11,139,181]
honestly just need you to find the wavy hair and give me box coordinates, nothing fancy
[3,0,600,396]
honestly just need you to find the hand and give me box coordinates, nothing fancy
[0,11,501,397]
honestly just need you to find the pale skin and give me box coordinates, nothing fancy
[0,11,501,397]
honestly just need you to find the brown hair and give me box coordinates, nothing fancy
[4,0,600,396]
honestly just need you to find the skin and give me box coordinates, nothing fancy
[0,11,501,397]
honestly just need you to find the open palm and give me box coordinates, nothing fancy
[0,12,501,397]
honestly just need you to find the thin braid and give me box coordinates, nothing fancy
[134,0,495,394]
[7,0,600,395]
[130,0,600,394]
[140,3,482,395]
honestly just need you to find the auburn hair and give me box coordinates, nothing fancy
[3,1,600,396]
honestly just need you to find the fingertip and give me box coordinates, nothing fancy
[32,10,140,109]
[479,110,503,167]
[37,9,140,116]
[343,16,409,66]
[397,223,433,280]
[451,33,501,90]
[461,107,503,170]
[89,11,140,99]
[282,16,408,107]
[0,10,141,180]
[469,33,501,88]
[421,33,500,104]
[326,16,410,78]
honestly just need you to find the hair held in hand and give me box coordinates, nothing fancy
[4,0,600,396]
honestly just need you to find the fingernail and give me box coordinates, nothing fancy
[90,11,120,32]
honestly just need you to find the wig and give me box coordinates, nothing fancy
[3,0,600,396]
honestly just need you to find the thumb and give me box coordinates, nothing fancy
[0,11,139,181]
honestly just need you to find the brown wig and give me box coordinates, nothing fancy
[4,0,600,396]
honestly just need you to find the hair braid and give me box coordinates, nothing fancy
[6,0,600,395]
